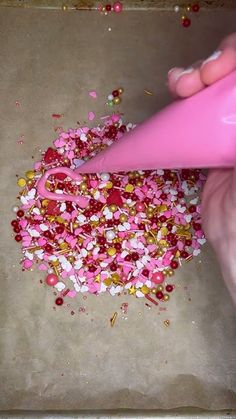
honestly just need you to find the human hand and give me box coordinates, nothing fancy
[167,34,236,304]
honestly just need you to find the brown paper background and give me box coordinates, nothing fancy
[0,7,236,411]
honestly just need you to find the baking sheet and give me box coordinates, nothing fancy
[0,7,236,411]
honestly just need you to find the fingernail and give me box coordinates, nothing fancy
[168,67,177,76]
[174,67,194,81]
[201,50,222,67]
[168,67,194,81]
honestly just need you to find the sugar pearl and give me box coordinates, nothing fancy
[135,202,145,212]
[152,272,165,284]
[113,1,123,13]
[113,97,121,105]
[106,230,115,241]
[46,274,59,286]
[17,178,26,187]
[12,206,19,213]
[107,95,114,101]
[101,173,110,181]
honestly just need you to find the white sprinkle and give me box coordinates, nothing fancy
[136,290,145,298]
[54,281,66,292]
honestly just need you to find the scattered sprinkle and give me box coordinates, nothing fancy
[17,136,24,145]
[52,114,64,119]
[89,91,97,99]
[144,90,153,95]
[110,311,118,326]
[88,111,95,121]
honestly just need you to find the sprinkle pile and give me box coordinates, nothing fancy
[11,114,206,306]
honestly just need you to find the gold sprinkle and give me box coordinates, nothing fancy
[164,320,170,327]
[160,227,168,236]
[56,249,69,255]
[51,260,59,266]
[106,181,113,189]
[47,216,55,222]
[45,181,51,189]
[104,278,112,286]
[27,246,42,253]
[28,205,35,213]
[141,285,149,295]
[110,312,118,327]
[25,170,35,180]
[125,183,134,193]
[146,236,155,245]
[94,274,100,283]
[42,199,49,207]
[53,265,60,277]
[119,214,128,223]
[144,89,153,95]
[128,285,136,295]
[59,242,69,250]
[157,205,168,213]
[17,178,26,188]
[111,273,120,283]
[57,216,67,224]
[109,204,117,212]
[159,239,168,247]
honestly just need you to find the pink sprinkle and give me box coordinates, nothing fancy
[19,219,27,228]
[61,132,70,139]
[38,263,48,271]
[67,290,77,298]
[90,180,98,188]
[88,111,95,121]
[23,259,33,269]
[89,91,97,99]
[54,138,66,147]
[38,237,47,246]
[34,161,41,170]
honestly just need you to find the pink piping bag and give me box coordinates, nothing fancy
[37,71,236,207]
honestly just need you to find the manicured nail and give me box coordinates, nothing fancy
[168,67,194,81]
[177,67,194,77]
[201,50,222,67]
[168,67,177,76]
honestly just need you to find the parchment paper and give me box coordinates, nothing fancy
[0,7,236,411]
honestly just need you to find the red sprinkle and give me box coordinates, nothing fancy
[192,3,200,12]
[52,114,63,119]
[55,297,64,306]
[145,294,158,306]
[182,17,191,28]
